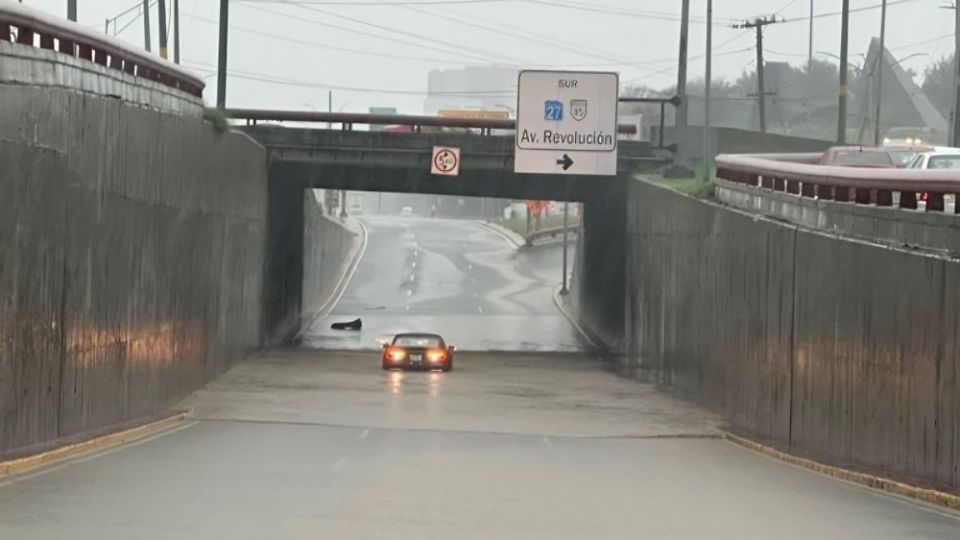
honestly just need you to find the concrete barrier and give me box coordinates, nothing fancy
[617,179,959,492]
[0,78,266,456]
[301,192,363,324]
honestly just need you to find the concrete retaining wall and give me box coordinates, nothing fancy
[301,192,362,324]
[0,83,266,456]
[620,179,959,491]
[717,180,960,257]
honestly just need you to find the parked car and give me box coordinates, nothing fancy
[904,149,960,205]
[883,144,934,168]
[905,149,960,170]
[819,146,895,168]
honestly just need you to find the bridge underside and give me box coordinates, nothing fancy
[246,127,633,347]
[246,127,659,201]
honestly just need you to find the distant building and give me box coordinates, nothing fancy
[423,66,517,116]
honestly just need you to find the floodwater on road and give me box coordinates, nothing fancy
[300,215,583,352]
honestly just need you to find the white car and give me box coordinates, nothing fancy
[400,206,414,217]
[906,149,960,170]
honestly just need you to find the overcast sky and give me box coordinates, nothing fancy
[21,0,957,112]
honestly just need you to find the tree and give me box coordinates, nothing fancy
[921,54,954,121]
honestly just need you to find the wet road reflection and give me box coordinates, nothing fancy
[301,215,584,352]
[384,369,445,397]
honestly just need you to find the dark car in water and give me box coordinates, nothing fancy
[382,333,455,372]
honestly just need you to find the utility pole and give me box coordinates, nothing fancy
[838,0,850,144]
[68,0,77,22]
[173,0,180,64]
[873,0,887,146]
[808,0,814,72]
[142,0,152,52]
[676,0,691,130]
[952,0,960,146]
[216,0,229,109]
[158,0,168,60]
[703,0,713,182]
[733,16,781,133]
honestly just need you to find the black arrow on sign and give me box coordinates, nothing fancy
[557,154,574,171]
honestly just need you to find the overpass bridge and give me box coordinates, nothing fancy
[2,4,960,537]
[226,111,667,345]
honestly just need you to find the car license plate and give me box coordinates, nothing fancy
[410,354,423,363]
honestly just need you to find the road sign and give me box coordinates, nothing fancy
[514,70,619,176]
[368,107,397,132]
[431,146,460,176]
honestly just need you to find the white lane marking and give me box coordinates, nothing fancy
[543,436,553,450]
[359,428,370,439]
[0,421,199,489]
[329,457,348,473]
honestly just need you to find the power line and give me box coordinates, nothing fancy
[183,12,476,64]
[779,0,921,23]
[401,5,631,64]
[185,60,517,96]
[236,0,511,4]
[238,2,504,63]
[245,0,526,64]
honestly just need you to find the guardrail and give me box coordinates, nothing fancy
[0,2,203,97]
[525,225,580,246]
[227,109,641,137]
[716,153,960,213]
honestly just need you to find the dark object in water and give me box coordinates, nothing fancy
[331,318,362,331]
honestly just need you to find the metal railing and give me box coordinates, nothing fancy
[227,109,642,137]
[525,225,580,246]
[0,2,203,97]
[716,153,960,213]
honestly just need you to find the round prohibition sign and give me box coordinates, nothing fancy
[434,148,459,173]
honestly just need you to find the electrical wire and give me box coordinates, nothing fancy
[183,12,478,64]
[184,59,516,96]
[245,0,527,64]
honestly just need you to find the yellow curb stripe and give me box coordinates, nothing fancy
[723,431,960,512]
[0,412,187,478]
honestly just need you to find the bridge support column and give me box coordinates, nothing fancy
[575,175,628,353]
[263,162,306,345]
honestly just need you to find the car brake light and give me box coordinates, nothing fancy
[427,349,446,362]
[386,348,406,361]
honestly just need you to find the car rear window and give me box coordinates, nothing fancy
[393,335,443,348]
[887,151,918,167]
[830,150,893,167]
[927,155,960,169]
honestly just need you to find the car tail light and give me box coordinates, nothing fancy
[921,192,929,202]
[386,348,406,362]
[427,349,447,363]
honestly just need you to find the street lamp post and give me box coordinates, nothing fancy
[873,0,887,146]
[216,0,229,109]
[838,0,850,144]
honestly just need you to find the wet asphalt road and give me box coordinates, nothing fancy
[300,215,583,352]
[2,350,959,539]
[2,216,959,538]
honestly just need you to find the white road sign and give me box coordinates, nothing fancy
[514,70,619,176]
[431,146,460,176]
